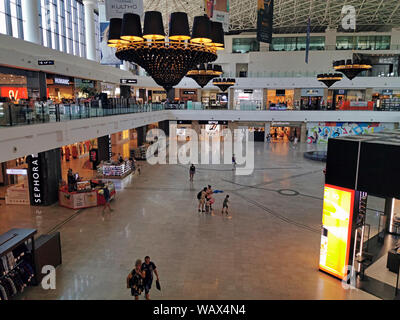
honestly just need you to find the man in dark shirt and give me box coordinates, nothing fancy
[141,256,159,300]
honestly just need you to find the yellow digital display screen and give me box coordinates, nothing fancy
[319,184,355,279]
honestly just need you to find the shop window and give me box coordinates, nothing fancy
[271,36,325,51]
[232,38,260,53]
[336,35,391,50]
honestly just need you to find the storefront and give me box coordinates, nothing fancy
[199,120,229,138]
[201,90,227,108]
[329,89,366,109]
[1,160,30,205]
[46,75,75,103]
[101,82,120,98]
[0,65,47,101]
[267,89,294,110]
[270,122,302,142]
[233,89,263,110]
[176,120,193,141]
[372,89,400,111]
[148,89,167,103]
[179,89,198,102]
[300,88,325,110]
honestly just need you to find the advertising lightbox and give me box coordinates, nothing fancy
[319,184,355,279]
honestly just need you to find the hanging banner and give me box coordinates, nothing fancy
[205,0,215,18]
[105,0,144,20]
[100,22,122,65]
[305,17,311,64]
[205,0,230,32]
[257,0,274,44]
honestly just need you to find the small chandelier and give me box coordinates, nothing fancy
[186,64,223,88]
[317,73,343,88]
[333,59,372,80]
[213,78,236,92]
[108,12,225,91]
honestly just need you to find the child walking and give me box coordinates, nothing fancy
[222,195,229,215]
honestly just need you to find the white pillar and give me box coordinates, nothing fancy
[120,61,129,71]
[83,0,98,61]
[21,0,40,44]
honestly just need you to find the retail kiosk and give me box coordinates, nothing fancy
[321,130,400,298]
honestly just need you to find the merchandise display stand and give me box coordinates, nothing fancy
[97,160,134,179]
[0,228,37,299]
[59,181,115,209]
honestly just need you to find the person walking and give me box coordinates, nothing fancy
[127,259,146,300]
[222,195,229,216]
[189,164,196,181]
[232,154,237,170]
[102,185,113,213]
[141,256,160,300]
[198,187,207,212]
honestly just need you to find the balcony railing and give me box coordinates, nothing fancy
[1,99,399,129]
[0,99,165,128]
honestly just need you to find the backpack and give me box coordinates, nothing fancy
[197,191,202,200]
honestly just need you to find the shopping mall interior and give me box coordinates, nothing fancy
[1,0,400,304]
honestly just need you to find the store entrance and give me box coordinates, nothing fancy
[269,126,301,143]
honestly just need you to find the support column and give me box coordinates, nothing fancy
[300,122,307,143]
[21,0,40,44]
[83,0,98,61]
[137,126,147,146]
[27,148,62,206]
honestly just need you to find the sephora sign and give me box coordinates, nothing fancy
[27,154,44,205]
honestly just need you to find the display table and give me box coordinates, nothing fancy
[59,181,115,209]
[5,184,30,205]
[97,160,134,179]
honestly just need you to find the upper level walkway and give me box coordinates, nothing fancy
[1,101,400,163]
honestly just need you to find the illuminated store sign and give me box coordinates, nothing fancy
[319,184,355,279]
[54,77,70,85]
[0,87,28,100]
[27,154,44,205]
[38,60,55,65]
[199,120,228,125]
[6,169,27,175]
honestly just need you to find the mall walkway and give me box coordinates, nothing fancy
[0,142,377,300]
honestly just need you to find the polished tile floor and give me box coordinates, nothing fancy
[0,142,378,300]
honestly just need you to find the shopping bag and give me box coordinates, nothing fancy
[156,280,161,291]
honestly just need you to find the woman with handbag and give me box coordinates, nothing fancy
[127,259,146,300]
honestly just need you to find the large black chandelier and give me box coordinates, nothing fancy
[213,78,236,92]
[108,12,225,91]
[186,63,222,88]
[317,73,343,88]
[333,59,372,80]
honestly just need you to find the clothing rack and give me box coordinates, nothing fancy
[0,228,37,299]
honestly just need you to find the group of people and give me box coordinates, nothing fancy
[197,185,230,216]
[127,256,159,300]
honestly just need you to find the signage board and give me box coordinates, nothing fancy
[319,184,355,279]
[301,88,324,97]
[177,120,193,125]
[183,91,196,95]
[26,154,44,205]
[105,0,144,19]
[120,79,137,84]
[6,169,28,175]
[38,60,55,66]
[0,87,28,100]
[199,120,228,125]
[54,77,70,85]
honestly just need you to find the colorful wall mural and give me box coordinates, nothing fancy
[306,122,394,144]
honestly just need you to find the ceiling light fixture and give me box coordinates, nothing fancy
[213,78,236,92]
[186,64,223,88]
[317,73,343,88]
[109,12,224,91]
[333,59,372,80]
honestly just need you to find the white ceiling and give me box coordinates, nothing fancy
[140,0,400,33]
